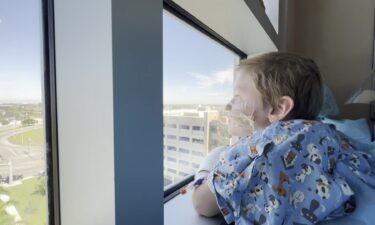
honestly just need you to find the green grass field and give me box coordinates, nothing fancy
[8,128,44,146]
[2,177,47,225]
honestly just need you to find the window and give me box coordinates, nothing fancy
[167,146,177,151]
[192,163,200,169]
[179,171,189,177]
[0,1,52,224]
[179,136,190,142]
[192,126,203,131]
[179,148,189,154]
[167,124,177,129]
[179,160,189,166]
[167,168,177,174]
[163,10,239,187]
[167,135,177,140]
[167,157,177,162]
[179,125,189,130]
[192,138,204,144]
[192,151,204,157]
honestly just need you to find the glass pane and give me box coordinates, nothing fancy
[163,11,240,187]
[0,1,48,224]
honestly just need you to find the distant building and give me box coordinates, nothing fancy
[163,108,231,185]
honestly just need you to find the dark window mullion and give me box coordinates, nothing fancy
[42,0,60,224]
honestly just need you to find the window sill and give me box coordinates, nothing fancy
[164,188,223,225]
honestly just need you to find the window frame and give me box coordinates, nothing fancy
[42,0,61,224]
[163,0,247,202]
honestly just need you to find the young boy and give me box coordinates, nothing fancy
[192,52,375,225]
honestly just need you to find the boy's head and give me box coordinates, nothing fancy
[226,52,323,136]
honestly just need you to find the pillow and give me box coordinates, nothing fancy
[319,85,340,117]
[320,117,371,143]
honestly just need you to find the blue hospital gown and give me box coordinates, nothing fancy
[207,119,375,225]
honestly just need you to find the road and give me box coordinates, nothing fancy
[0,125,45,181]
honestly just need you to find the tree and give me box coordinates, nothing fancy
[21,118,37,126]
[33,176,46,196]
[0,120,9,126]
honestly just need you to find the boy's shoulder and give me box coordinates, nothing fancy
[227,120,336,156]
[256,119,348,172]
[221,119,346,171]
[264,119,330,135]
[266,119,340,144]
[259,119,342,146]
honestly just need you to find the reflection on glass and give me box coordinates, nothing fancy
[0,1,47,224]
[163,11,240,187]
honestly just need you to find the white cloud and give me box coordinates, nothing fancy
[187,68,234,88]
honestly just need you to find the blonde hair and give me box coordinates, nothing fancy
[238,52,323,119]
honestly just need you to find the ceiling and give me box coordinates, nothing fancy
[172,0,278,57]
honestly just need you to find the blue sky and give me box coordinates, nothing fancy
[163,11,238,105]
[0,4,237,104]
[0,0,42,103]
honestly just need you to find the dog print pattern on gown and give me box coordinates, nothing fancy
[207,120,375,225]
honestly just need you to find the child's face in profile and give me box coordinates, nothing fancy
[225,70,271,137]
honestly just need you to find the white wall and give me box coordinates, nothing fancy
[54,0,115,224]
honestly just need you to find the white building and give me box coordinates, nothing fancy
[163,109,219,185]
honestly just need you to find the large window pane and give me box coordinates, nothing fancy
[0,1,48,224]
[163,11,240,187]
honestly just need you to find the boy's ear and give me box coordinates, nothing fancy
[267,96,294,123]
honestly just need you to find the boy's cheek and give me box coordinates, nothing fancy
[228,119,253,137]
